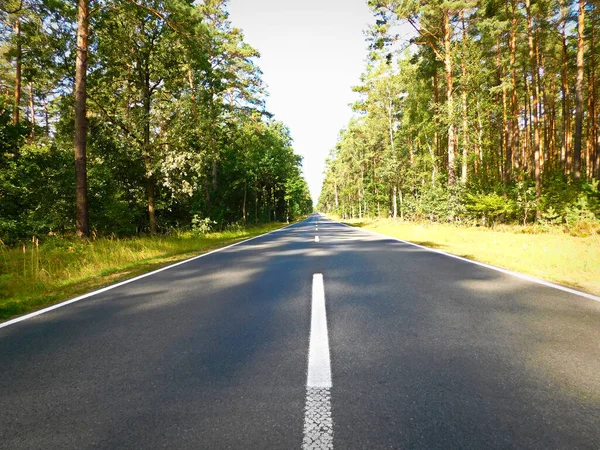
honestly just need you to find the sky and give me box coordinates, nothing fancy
[228,0,374,203]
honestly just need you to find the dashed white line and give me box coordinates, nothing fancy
[302,274,333,449]
[315,236,320,243]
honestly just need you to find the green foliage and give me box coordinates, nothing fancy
[417,182,466,223]
[0,221,289,319]
[0,138,74,243]
[191,216,217,234]
[564,195,599,236]
[515,182,538,226]
[318,0,600,234]
[465,192,516,225]
[541,207,563,226]
[548,181,600,236]
[0,0,312,244]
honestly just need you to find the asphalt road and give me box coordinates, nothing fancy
[1,214,599,449]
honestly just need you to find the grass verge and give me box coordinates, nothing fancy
[341,217,600,297]
[0,222,292,321]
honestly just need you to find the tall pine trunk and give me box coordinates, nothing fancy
[393,185,397,218]
[461,10,469,184]
[74,0,89,238]
[525,0,541,216]
[432,74,440,180]
[28,82,34,141]
[589,20,597,179]
[559,0,573,172]
[242,182,247,224]
[509,1,519,174]
[13,18,21,125]
[574,0,585,180]
[444,12,456,186]
[143,73,157,234]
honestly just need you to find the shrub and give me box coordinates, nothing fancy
[465,192,516,225]
[418,182,466,223]
[563,194,600,237]
[225,222,243,233]
[540,206,563,225]
[191,216,216,234]
[515,181,538,225]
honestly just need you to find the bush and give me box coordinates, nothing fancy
[563,194,600,237]
[0,141,74,244]
[540,206,563,225]
[565,220,600,237]
[515,181,538,225]
[465,192,516,225]
[417,182,466,223]
[224,222,243,233]
[191,216,216,234]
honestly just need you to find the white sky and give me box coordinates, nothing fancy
[228,0,374,203]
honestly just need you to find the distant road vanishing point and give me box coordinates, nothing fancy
[1,214,599,449]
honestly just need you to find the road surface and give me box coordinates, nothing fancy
[1,214,599,449]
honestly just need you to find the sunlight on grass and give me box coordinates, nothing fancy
[0,223,288,321]
[343,218,600,297]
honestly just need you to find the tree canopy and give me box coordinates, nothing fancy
[0,0,312,243]
[319,0,600,228]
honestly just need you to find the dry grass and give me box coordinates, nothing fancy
[0,223,289,320]
[342,218,600,296]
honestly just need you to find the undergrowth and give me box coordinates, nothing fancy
[0,223,287,320]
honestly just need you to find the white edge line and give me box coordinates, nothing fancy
[0,220,306,330]
[334,220,600,303]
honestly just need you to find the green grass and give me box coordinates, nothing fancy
[341,218,600,297]
[0,222,291,321]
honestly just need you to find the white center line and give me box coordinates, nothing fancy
[302,274,333,449]
[315,236,320,243]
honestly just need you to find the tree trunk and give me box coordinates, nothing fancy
[212,159,218,192]
[242,182,247,223]
[334,182,339,209]
[536,30,546,172]
[146,175,157,234]
[475,99,483,174]
[574,0,585,180]
[444,12,456,186]
[393,185,397,218]
[502,82,508,184]
[28,82,35,141]
[408,125,415,165]
[399,188,404,221]
[255,190,259,223]
[509,0,519,174]
[267,187,272,222]
[13,18,21,125]
[586,67,593,178]
[525,0,541,216]
[187,67,197,121]
[358,190,362,218]
[433,74,440,164]
[589,20,597,179]
[74,0,89,238]
[142,71,156,234]
[524,73,531,173]
[43,95,49,134]
[560,0,572,170]
[461,10,469,184]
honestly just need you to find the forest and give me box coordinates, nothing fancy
[0,0,313,245]
[318,0,600,232]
